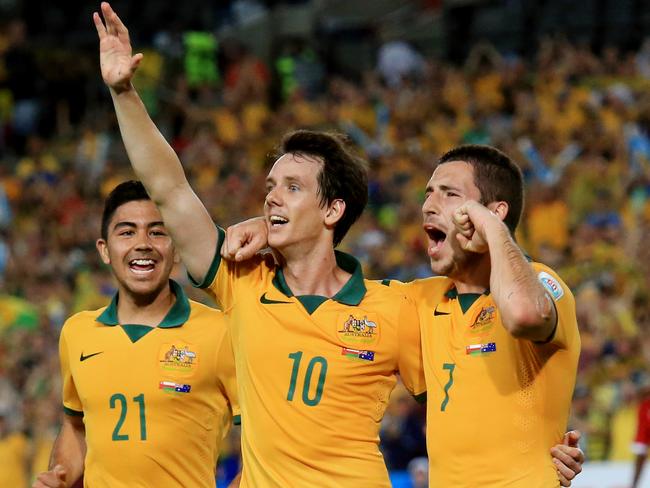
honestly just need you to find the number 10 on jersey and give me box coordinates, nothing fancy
[287,351,328,406]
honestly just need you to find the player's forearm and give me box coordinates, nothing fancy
[485,220,555,341]
[49,417,86,484]
[109,85,189,204]
[108,84,220,281]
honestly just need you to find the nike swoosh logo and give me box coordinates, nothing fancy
[80,351,103,362]
[434,308,450,316]
[260,293,292,305]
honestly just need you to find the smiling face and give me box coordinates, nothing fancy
[422,160,484,277]
[96,200,178,299]
[264,153,344,255]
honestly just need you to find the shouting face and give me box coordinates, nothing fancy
[421,161,484,278]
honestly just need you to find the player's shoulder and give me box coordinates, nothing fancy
[185,299,229,340]
[375,276,451,300]
[187,299,226,325]
[226,251,275,275]
[62,307,107,332]
[365,278,415,302]
[531,261,573,301]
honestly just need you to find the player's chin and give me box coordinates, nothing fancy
[123,270,165,290]
[267,231,291,250]
[429,256,453,276]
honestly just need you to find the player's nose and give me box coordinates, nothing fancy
[265,187,282,207]
[422,192,440,215]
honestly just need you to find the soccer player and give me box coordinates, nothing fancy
[392,145,581,487]
[223,146,584,487]
[32,181,239,488]
[94,3,426,487]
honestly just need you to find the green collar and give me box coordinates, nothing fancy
[272,250,366,306]
[445,286,490,314]
[96,280,191,328]
[445,287,490,299]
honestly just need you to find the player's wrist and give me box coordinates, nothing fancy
[108,81,135,96]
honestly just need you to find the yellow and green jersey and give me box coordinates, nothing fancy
[390,262,580,487]
[195,228,426,487]
[60,280,238,488]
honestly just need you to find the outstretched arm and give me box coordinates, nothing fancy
[453,200,557,341]
[93,2,217,283]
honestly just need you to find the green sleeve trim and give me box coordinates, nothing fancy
[233,414,241,426]
[63,406,84,417]
[413,392,427,404]
[380,279,391,286]
[189,226,225,289]
[536,299,559,344]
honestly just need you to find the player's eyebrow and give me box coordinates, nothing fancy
[425,183,461,193]
[113,221,137,231]
[112,221,165,231]
[265,175,304,186]
[439,184,461,193]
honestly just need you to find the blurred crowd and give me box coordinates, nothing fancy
[2,12,650,486]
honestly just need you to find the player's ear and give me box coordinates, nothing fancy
[487,200,509,222]
[96,238,111,265]
[173,248,181,264]
[325,198,346,226]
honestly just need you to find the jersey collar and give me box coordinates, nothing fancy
[272,250,367,305]
[96,280,191,328]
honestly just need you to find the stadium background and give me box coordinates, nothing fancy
[2,0,650,486]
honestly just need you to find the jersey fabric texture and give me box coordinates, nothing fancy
[60,280,238,488]
[390,262,580,487]
[195,227,426,488]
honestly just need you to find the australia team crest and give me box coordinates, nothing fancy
[337,313,380,346]
[469,306,496,335]
[159,342,199,376]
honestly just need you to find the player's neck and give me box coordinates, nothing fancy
[116,282,175,327]
[280,245,350,297]
[451,255,491,294]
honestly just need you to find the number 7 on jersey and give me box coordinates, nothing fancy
[441,363,455,411]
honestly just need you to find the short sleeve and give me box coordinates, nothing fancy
[536,266,579,350]
[192,226,267,313]
[396,296,426,401]
[59,326,83,416]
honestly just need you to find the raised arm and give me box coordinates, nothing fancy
[454,200,556,342]
[32,415,86,488]
[93,2,217,282]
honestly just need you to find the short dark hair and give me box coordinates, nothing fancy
[437,145,524,233]
[101,180,151,240]
[278,130,368,246]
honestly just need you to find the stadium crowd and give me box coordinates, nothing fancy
[1,13,650,485]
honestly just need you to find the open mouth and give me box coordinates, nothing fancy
[128,258,156,274]
[269,215,289,227]
[424,225,447,255]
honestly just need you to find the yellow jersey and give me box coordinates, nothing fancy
[60,280,238,488]
[196,228,426,487]
[390,262,580,487]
